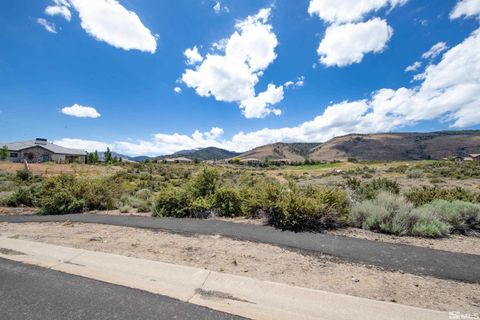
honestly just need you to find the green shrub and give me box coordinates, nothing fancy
[350,193,480,237]
[152,187,190,218]
[119,204,132,213]
[16,168,32,181]
[350,192,415,235]
[7,185,42,207]
[212,187,242,217]
[135,188,153,200]
[239,180,282,218]
[411,200,480,235]
[348,177,400,201]
[191,167,220,198]
[406,169,424,179]
[0,191,12,206]
[405,186,480,207]
[39,190,85,215]
[267,183,350,231]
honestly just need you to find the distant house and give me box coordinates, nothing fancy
[2,138,86,164]
[165,157,193,163]
[469,154,480,161]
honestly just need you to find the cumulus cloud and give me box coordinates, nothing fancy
[54,138,110,151]
[66,26,480,156]
[45,0,72,21]
[422,42,449,59]
[308,0,407,24]
[405,61,421,72]
[43,0,157,53]
[174,87,182,94]
[309,0,405,67]
[450,0,480,20]
[61,104,101,118]
[182,8,284,118]
[184,46,203,65]
[37,18,57,33]
[318,18,393,67]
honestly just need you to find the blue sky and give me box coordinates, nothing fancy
[0,0,479,155]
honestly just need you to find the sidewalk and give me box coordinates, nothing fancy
[0,236,447,320]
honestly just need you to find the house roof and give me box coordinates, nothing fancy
[469,154,480,157]
[1,140,86,156]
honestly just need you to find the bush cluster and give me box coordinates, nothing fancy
[351,192,480,237]
[345,177,400,201]
[405,186,480,207]
[152,167,350,231]
[7,174,118,215]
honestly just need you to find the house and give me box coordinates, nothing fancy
[469,154,480,161]
[164,157,193,163]
[1,138,86,164]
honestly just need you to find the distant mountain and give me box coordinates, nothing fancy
[171,149,201,156]
[129,155,154,162]
[96,151,136,162]
[234,131,480,162]
[158,147,240,161]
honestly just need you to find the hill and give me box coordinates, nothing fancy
[236,143,320,161]
[234,131,480,162]
[158,147,240,161]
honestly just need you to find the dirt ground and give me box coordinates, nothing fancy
[328,228,480,256]
[0,222,478,312]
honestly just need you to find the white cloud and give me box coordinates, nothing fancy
[284,76,305,89]
[61,104,101,118]
[240,84,283,118]
[213,2,221,14]
[54,138,110,151]
[72,27,480,156]
[213,2,229,14]
[184,46,204,65]
[37,18,57,33]
[308,0,408,24]
[450,0,480,20]
[44,0,157,53]
[405,61,421,72]
[422,42,449,59]
[182,8,284,118]
[317,18,393,67]
[45,0,72,21]
[174,87,182,94]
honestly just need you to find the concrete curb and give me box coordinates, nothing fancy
[0,237,448,320]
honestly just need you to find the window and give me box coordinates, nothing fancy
[9,153,18,158]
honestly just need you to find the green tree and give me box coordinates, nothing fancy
[105,147,112,164]
[93,150,99,164]
[0,145,8,161]
[87,152,95,164]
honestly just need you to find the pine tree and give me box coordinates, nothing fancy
[87,152,95,164]
[105,147,112,164]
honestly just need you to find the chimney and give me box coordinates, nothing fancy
[35,138,48,145]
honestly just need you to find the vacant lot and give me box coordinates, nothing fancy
[1,160,480,238]
[1,222,478,312]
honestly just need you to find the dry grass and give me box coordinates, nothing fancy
[0,162,122,177]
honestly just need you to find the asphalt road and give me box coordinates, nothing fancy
[1,214,479,283]
[0,257,245,320]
